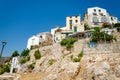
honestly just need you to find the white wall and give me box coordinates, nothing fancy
[51,27,65,42]
[27,32,52,49]
[109,16,118,24]
[27,36,39,49]
[86,7,119,25]
[87,7,107,16]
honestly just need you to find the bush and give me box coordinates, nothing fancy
[91,28,115,43]
[73,57,81,62]
[70,55,73,60]
[71,51,83,62]
[28,63,35,70]
[19,57,26,64]
[19,56,30,64]
[61,39,68,45]
[3,63,11,72]
[48,59,56,65]
[78,51,83,58]
[21,49,30,57]
[34,50,41,60]
[69,38,78,44]
[61,38,78,50]
[0,67,4,74]
[66,43,72,50]
[113,23,120,28]
[11,51,19,57]
[27,56,30,61]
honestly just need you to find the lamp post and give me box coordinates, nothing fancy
[0,40,7,58]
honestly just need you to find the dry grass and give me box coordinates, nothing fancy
[19,72,48,80]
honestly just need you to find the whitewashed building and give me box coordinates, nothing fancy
[51,16,84,43]
[27,36,40,49]
[83,7,119,27]
[27,32,52,49]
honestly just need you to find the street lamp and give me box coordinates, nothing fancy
[0,40,7,58]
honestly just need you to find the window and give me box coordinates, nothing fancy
[75,20,78,23]
[40,36,42,38]
[101,17,108,22]
[94,9,96,12]
[70,20,72,24]
[69,20,72,29]
[111,17,113,21]
[75,16,78,18]
[92,17,99,23]
[99,9,101,12]
[56,37,58,40]
[100,13,103,16]
[93,13,97,15]
[70,16,72,18]
[74,27,77,32]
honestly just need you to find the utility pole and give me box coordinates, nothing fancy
[0,40,7,58]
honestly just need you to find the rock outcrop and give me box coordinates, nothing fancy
[18,40,120,80]
[76,53,120,80]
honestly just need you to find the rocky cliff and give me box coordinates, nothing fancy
[19,40,120,80]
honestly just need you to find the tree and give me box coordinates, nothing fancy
[21,49,30,57]
[113,23,120,28]
[113,23,120,32]
[91,28,116,43]
[11,50,19,57]
[94,27,100,32]
[34,50,41,60]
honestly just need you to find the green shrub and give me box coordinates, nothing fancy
[66,43,72,50]
[28,63,35,70]
[48,59,56,65]
[19,56,30,64]
[71,51,83,62]
[34,50,41,60]
[61,39,68,45]
[3,63,11,72]
[27,56,30,61]
[69,38,78,44]
[19,57,26,64]
[61,38,78,50]
[70,55,73,60]
[91,28,115,43]
[11,50,19,57]
[21,49,30,57]
[0,67,4,74]
[73,57,81,62]
[78,51,83,58]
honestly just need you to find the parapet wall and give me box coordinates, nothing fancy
[84,43,120,54]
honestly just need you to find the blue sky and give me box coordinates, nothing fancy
[0,0,120,57]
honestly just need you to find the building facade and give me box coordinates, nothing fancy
[66,16,84,32]
[27,32,52,49]
[83,7,119,27]
[51,16,84,43]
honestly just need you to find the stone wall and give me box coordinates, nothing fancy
[73,40,84,53]
[84,43,120,54]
